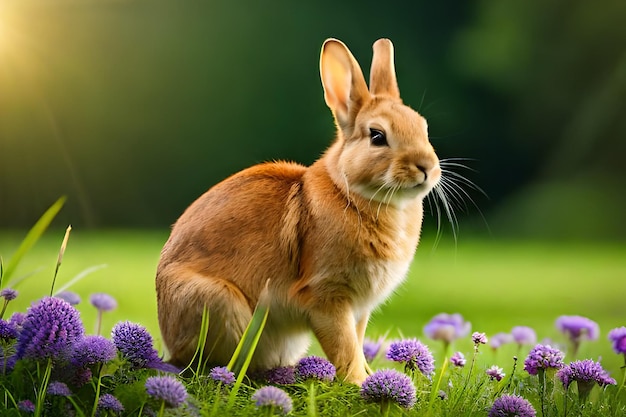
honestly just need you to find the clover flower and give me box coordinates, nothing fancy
[265,366,296,385]
[0,319,18,341]
[360,369,417,409]
[488,394,536,417]
[490,333,514,350]
[145,375,188,408]
[295,356,336,382]
[450,351,466,367]
[555,316,599,355]
[9,312,26,329]
[386,339,435,376]
[90,293,117,312]
[18,399,35,413]
[557,359,616,388]
[511,326,537,346]
[47,381,72,396]
[0,290,17,326]
[0,288,17,301]
[111,321,176,372]
[91,293,117,336]
[486,365,505,381]
[97,393,125,415]
[423,313,471,345]
[252,386,293,415]
[209,366,235,386]
[472,332,488,345]
[15,297,84,361]
[608,327,626,355]
[55,291,81,306]
[363,337,384,362]
[523,344,564,375]
[71,335,117,368]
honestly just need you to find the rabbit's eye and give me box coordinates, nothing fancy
[369,129,388,147]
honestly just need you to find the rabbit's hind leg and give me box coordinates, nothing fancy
[157,268,253,370]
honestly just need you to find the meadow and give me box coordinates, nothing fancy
[0,228,624,415]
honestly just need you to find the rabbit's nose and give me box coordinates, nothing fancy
[416,165,428,181]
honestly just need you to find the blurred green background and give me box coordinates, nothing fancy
[1,0,625,238]
[0,0,625,372]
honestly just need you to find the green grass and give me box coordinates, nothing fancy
[0,229,624,376]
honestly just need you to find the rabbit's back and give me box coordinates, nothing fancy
[157,161,307,302]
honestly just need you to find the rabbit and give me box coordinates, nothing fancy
[155,38,441,384]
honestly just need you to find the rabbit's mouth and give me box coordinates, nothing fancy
[352,176,439,207]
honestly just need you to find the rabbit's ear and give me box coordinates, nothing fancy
[369,38,400,98]
[320,39,369,130]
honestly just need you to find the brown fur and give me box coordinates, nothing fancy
[156,38,441,384]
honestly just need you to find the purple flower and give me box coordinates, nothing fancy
[252,386,293,415]
[360,369,416,409]
[1,288,18,301]
[472,332,488,345]
[423,313,471,344]
[450,351,466,367]
[9,312,26,328]
[363,337,384,362]
[386,339,435,376]
[295,356,336,382]
[209,366,235,386]
[15,297,84,361]
[0,319,18,340]
[490,333,514,350]
[18,399,35,413]
[145,376,187,408]
[608,327,626,354]
[557,359,617,389]
[111,321,176,372]
[486,365,505,381]
[523,344,565,375]
[511,326,537,346]
[556,316,599,342]
[71,335,117,368]
[488,394,536,417]
[47,381,72,396]
[97,393,125,415]
[90,293,117,312]
[265,366,296,385]
[56,291,81,306]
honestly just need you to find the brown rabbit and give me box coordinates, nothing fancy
[156,38,441,384]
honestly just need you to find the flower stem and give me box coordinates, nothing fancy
[537,368,546,417]
[90,364,104,417]
[429,355,449,410]
[95,310,103,336]
[451,343,478,411]
[0,299,8,319]
[380,400,391,417]
[157,399,166,417]
[616,355,626,399]
[307,381,317,417]
[34,358,53,417]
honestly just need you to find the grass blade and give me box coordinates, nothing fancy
[226,280,271,409]
[180,305,210,378]
[50,224,72,296]
[2,196,66,283]
[52,264,108,295]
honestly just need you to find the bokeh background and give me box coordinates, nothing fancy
[2,0,625,239]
